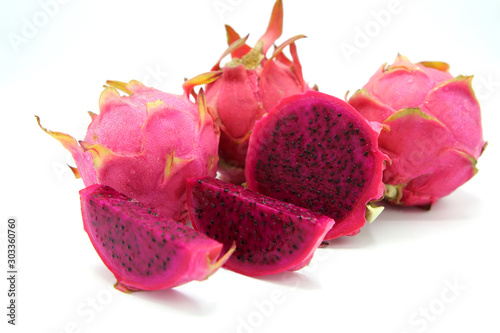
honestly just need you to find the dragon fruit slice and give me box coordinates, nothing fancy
[245,90,388,240]
[348,55,487,207]
[80,184,234,292]
[36,80,219,222]
[186,177,334,277]
[185,0,311,184]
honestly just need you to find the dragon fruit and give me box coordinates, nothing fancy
[348,55,487,207]
[186,0,310,184]
[245,90,388,240]
[80,184,233,291]
[186,177,334,277]
[36,80,219,222]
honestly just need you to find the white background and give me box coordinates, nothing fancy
[2,0,500,332]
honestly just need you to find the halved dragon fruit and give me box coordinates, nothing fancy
[186,177,334,277]
[348,55,487,207]
[80,184,233,292]
[245,90,388,240]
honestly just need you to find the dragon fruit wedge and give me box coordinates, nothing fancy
[185,0,311,184]
[36,80,219,222]
[348,54,487,207]
[80,184,233,291]
[187,177,334,277]
[245,90,388,240]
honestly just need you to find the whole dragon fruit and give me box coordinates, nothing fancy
[36,80,219,222]
[348,55,486,207]
[186,0,311,184]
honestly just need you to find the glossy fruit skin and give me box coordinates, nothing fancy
[349,55,486,207]
[37,80,219,222]
[192,0,311,184]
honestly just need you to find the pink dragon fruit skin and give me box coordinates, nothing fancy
[349,55,487,207]
[195,0,311,184]
[37,80,219,222]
